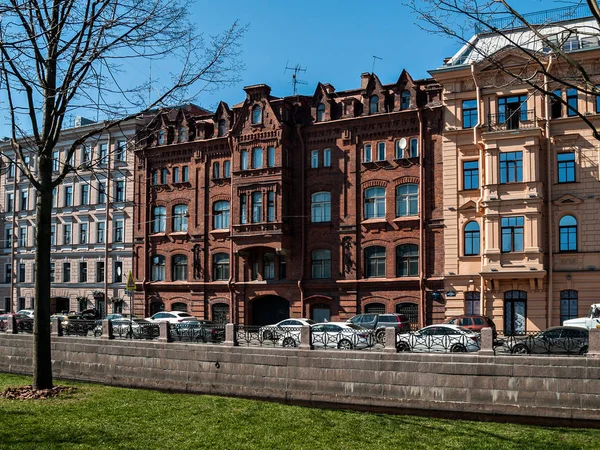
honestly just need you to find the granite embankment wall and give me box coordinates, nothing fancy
[1,334,599,425]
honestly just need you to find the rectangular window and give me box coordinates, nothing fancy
[96,262,104,283]
[63,224,71,245]
[323,148,331,167]
[50,263,55,283]
[224,161,231,177]
[80,184,89,205]
[8,162,14,178]
[4,264,11,283]
[241,150,248,170]
[462,99,478,128]
[567,88,578,117]
[501,216,524,253]
[252,147,263,169]
[113,219,124,243]
[463,160,479,190]
[364,144,372,162]
[551,89,562,118]
[160,168,168,184]
[19,226,27,247]
[409,138,418,158]
[79,262,87,283]
[173,167,179,183]
[465,293,480,315]
[5,228,12,249]
[557,152,575,183]
[114,261,123,282]
[182,166,189,182]
[115,140,126,161]
[98,182,106,204]
[267,146,275,167]
[64,186,73,207]
[50,225,56,246]
[18,263,25,283]
[240,194,247,224]
[98,143,107,163]
[79,223,88,244]
[152,170,158,186]
[311,150,319,168]
[81,145,90,163]
[20,190,28,211]
[267,191,275,223]
[63,262,71,283]
[252,192,262,223]
[52,151,60,171]
[52,188,57,208]
[376,142,386,161]
[499,151,523,184]
[6,193,13,212]
[97,221,105,243]
[115,181,124,202]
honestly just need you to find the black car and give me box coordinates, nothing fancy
[508,326,589,355]
[347,313,412,342]
[172,320,225,343]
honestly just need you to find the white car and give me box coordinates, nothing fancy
[259,318,316,344]
[17,309,34,318]
[146,311,196,324]
[396,324,480,353]
[311,322,372,350]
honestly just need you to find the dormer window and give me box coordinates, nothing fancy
[401,91,410,110]
[251,105,261,124]
[369,95,379,114]
[178,126,186,143]
[218,119,227,137]
[316,103,325,122]
[157,129,165,145]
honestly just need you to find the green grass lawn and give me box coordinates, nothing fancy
[1,373,599,450]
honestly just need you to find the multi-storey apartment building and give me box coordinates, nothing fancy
[0,117,147,315]
[431,7,600,333]
[133,71,445,326]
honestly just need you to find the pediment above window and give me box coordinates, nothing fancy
[553,194,583,206]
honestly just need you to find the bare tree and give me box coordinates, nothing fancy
[406,0,600,140]
[0,0,244,389]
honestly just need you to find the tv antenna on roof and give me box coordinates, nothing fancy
[371,55,383,73]
[284,61,307,95]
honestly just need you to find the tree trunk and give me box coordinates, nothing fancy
[32,168,53,389]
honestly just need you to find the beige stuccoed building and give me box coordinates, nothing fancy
[430,7,600,333]
[0,116,149,316]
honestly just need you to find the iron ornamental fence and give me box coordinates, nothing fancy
[62,320,97,337]
[395,331,481,353]
[170,323,225,343]
[494,329,588,356]
[235,325,303,347]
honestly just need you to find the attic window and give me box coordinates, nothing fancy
[218,119,226,137]
[251,105,261,124]
[401,91,410,110]
[369,96,379,114]
[178,126,186,143]
[157,130,165,145]
[316,103,325,122]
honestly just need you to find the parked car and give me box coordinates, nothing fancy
[94,318,152,337]
[563,304,600,329]
[507,326,589,355]
[0,313,32,331]
[311,322,371,350]
[444,315,497,339]
[105,313,125,321]
[259,318,316,341]
[80,309,101,320]
[146,311,196,324]
[50,313,83,325]
[172,320,225,342]
[17,309,34,318]
[396,324,481,353]
[347,313,411,342]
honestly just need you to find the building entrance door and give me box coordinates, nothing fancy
[504,290,527,335]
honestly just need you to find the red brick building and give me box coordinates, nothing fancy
[133,71,445,326]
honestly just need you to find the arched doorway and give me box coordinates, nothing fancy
[212,303,229,324]
[150,301,165,316]
[251,295,289,325]
[396,302,419,325]
[171,302,188,312]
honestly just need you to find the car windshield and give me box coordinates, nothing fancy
[177,313,193,317]
[305,319,316,324]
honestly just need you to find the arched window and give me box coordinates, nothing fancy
[464,221,480,256]
[560,290,578,324]
[311,249,331,279]
[396,244,418,277]
[171,302,188,312]
[396,302,418,325]
[311,192,331,223]
[172,255,187,281]
[364,303,385,314]
[559,215,577,252]
[178,126,186,143]
[213,253,229,280]
[369,95,379,114]
[213,201,230,229]
[213,162,220,179]
[364,187,385,219]
[251,105,261,124]
[172,204,188,232]
[316,103,326,122]
[396,184,418,217]
[365,246,386,278]
[212,303,229,323]
[401,91,410,110]
[217,119,227,137]
[151,206,166,233]
[151,255,166,281]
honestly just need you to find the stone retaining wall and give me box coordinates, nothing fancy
[1,334,599,425]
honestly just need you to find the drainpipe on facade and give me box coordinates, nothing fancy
[418,109,425,328]
[471,63,486,316]
[227,134,236,323]
[295,123,306,316]
[545,57,554,329]
[103,131,112,308]
[142,154,149,317]
[9,169,17,311]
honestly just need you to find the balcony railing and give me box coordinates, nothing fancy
[485,110,538,132]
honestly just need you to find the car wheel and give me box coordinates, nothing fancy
[337,339,353,350]
[511,343,530,355]
[282,337,297,348]
[450,344,467,353]
[579,345,589,355]
[396,342,411,352]
[262,330,273,341]
[376,329,386,343]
